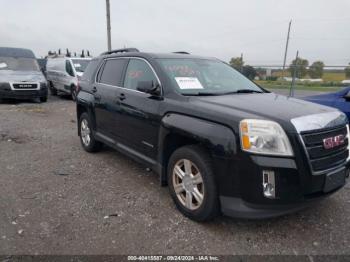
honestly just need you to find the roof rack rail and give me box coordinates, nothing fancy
[101,48,140,56]
[173,51,190,55]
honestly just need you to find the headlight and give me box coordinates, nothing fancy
[239,119,293,156]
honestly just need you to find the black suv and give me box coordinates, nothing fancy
[76,48,349,221]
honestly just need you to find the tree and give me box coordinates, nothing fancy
[289,57,309,78]
[230,57,244,71]
[309,61,324,78]
[345,63,350,79]
[242,65,257,80]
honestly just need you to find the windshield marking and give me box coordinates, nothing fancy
[175,77,204,90]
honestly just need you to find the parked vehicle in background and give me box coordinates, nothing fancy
[304,87,350,119]
[37,58,47,77]
[0,47,48,102]
[76,48,349,221]
[46,55,91,100]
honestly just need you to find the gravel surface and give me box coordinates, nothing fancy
[0,92,349,256]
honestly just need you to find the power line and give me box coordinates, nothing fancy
[292,37,350,41]
[293,17,350,22]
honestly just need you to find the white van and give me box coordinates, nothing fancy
[46,56,91,100]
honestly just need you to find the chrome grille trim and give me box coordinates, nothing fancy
[291,112,349,175]
[298,125,349,175]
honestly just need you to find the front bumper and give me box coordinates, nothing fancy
[217,155,348,219]
[0,88,48,99]
[220,195,323,219]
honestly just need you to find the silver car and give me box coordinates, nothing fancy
[0,47,48,102]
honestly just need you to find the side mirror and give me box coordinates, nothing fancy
[137,80,161,96]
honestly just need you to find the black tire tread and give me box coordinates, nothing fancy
[79,112,102,153]
[49,82,58,96]
[40,96,47,103]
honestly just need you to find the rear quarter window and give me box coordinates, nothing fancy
[81,59,99,82]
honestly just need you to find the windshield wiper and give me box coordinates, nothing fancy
[234,89,263,94]
[219,89,263,95]
[184,92,222,96]
[184,89,264,96]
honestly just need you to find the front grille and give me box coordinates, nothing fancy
[301,125,348,173]
[12,83,38,90]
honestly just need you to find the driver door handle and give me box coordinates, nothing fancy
[119,93,126,101]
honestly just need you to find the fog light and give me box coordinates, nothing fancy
[263,170,276,199]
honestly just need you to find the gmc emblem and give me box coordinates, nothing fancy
[323,135,345,149]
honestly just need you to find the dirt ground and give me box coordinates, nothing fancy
[0,93,350,256]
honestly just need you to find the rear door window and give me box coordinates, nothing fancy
[98,59,128,86]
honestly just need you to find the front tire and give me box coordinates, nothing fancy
[71,85,77,101]
[79,112,102,152]
[40,96,47,103]
[167,145,220,221]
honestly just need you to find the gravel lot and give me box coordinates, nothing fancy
[0,91,350,256]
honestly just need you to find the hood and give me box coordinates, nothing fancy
[0,70,45,83]
[191,92,341,131]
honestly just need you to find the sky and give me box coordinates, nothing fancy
[1,0,349,65]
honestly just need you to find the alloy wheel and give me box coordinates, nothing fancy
[172,159,204,210]
[80,119,91,146]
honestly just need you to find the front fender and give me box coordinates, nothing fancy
[157,113,238,186]
[160,113,237,158]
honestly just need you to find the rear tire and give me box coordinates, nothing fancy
[79,112,102,152]
[49,82,57,96]
[167,145,220,221]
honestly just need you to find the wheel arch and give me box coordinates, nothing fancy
[76,92,96,136]
[158,113,237,186]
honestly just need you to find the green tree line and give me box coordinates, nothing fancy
[230,56,350,79]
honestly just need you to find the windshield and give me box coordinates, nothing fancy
[0,57,40,71]
[158,58,263,95]
[72,59,90,73]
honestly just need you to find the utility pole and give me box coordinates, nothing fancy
[106,0,112,51]
[240,53,244,73]
[290,50,299,97]
[282,20,292,79]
